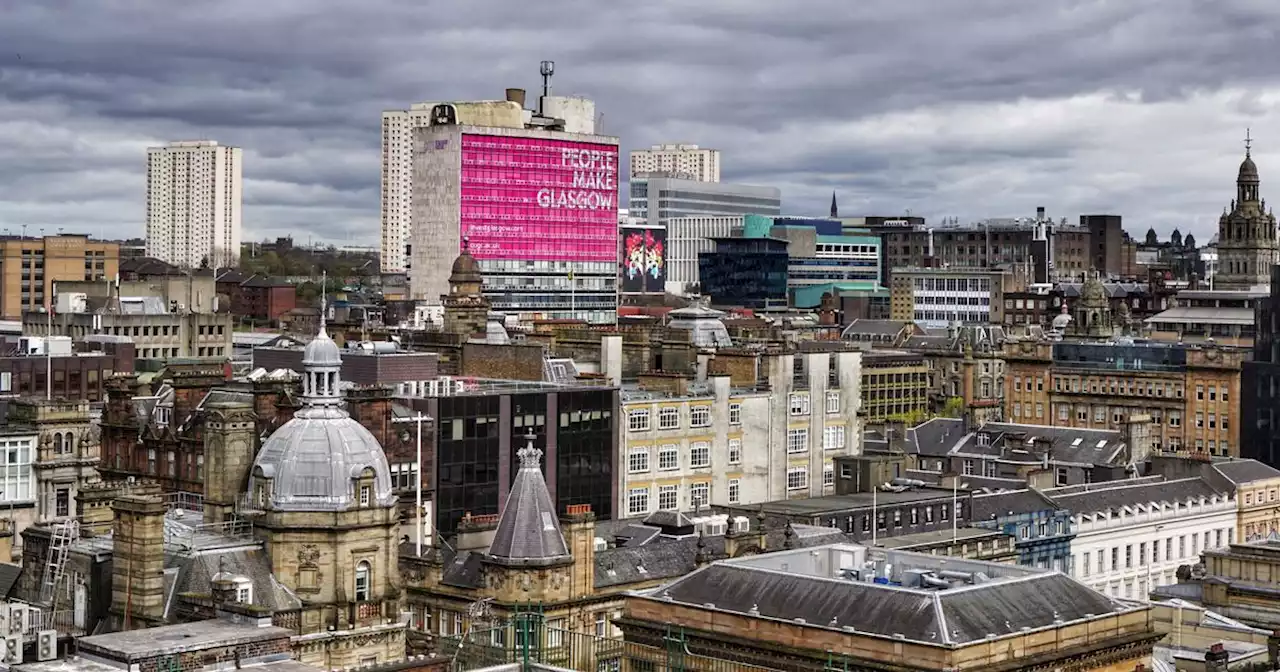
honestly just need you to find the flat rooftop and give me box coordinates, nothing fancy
[641,542,1137,647]
[77,619,293,662]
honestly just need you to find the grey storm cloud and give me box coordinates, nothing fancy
[3,0,1280,244]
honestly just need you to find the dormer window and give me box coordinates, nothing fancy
[234,578,253,604]
[977,433,990,447]
[355,467,376,507]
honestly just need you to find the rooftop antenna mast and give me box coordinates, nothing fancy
[538,60,554,116]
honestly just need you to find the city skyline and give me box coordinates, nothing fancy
[2,2,1279,246]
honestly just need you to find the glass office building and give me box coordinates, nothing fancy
[698,237,790,310]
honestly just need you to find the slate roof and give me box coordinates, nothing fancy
[485,442,571,567]
[120,257,182,277]
[1045,477,1228,514]
[840,319,911,338]
[651,558,1127,646]
[970,490,1059,522]
[1210,459,1280,485]
[953,422,1128,467]
[0,563,21,599]
[908,418,969,457]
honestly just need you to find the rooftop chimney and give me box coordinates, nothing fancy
[505,88,527,108]
[110,494,168,628]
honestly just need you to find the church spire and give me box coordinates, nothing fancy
[829,191,838,218]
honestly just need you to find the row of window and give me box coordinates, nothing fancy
[627,442,713,473]
[626,405,712,432]
[912,277,991,292]
[1076,528,1232,577]
[624,466,839,515]
[789,392,841,416]
[1052,376,1186,399]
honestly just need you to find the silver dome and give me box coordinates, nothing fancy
[248,305,395,513]
[248,406,395,512]
[303,330,341,367]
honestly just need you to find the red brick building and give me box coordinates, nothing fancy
[215,269,297,322]
[97,360,417,501]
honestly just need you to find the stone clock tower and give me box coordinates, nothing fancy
[1214,131,1279,291]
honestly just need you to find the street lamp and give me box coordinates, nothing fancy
[393,411,432,556]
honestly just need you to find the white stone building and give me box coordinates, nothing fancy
[629,144,721,182]
[619,350,863,518]
[1049,477,1236,601]
[145,141,242,269]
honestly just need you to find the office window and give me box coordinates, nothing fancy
[728,403,741,425]
[627,448,650,474]
[689,442,710,468]
[826,391,840,414]
[627,409,650,432]
[690,406,711,428]
[823,426,846,450]
[690,482,710,508]
[658,445,679,471]
[789,394,810,416]
[787,429,808,453]
[627,487,649,515]
[658,407,679,430]
[728,478,740,504]
[657,485,678,511]
[786,467,808,490]
[728,439,742,465]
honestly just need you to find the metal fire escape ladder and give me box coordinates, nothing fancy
[39,520,79,607]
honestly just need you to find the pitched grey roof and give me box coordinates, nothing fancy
[0,563,20,599]
[908,418,968,457]
[1211,459,1280,485]
[840,319,910,338]
[953,423,1128,467]
[486,442,571,567]
[970,490,1059,522]
[652,562,1124,646]
[1045,477,1228,514]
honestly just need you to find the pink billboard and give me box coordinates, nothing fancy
[459,134,619,263]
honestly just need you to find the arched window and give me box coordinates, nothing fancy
[354,561,371,602]
[66,432,75,453]
[52,433,63,453]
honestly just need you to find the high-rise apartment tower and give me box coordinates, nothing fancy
[145,141,242,269]
[629,144,721,182]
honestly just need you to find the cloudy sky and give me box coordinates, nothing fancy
[2,1,1279,246]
